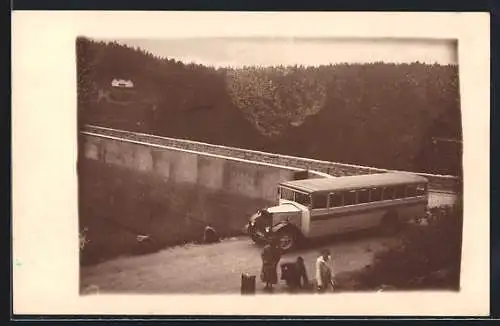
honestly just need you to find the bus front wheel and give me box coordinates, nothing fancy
[273,226,299,252]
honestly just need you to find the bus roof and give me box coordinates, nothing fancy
[279,172,428,193]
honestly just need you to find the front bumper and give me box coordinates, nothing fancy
[244,221,272,241]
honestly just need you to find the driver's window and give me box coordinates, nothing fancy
[295,192,311,207]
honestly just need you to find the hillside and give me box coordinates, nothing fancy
[76,37,462,176]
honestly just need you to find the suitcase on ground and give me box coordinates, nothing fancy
[241,273,256,295]
[281,262,300,289]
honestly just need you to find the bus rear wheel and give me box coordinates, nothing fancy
[380,212,401,235]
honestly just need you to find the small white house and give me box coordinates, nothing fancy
[111,78,134,88]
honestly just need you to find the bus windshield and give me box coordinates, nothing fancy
[279,186,311,207]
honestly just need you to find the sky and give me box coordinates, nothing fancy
[111,37,458,68]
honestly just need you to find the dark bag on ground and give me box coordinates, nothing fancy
[280,262,301,289]
[281,258,310,290]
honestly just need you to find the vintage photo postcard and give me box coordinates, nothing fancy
[12,11,490,316]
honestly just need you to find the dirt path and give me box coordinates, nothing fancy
[81,233,396,294]
[428,192,456,208]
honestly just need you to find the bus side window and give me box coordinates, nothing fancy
[343,190,357,206]
[358,188,370,203]
[370,187,383,202]
[416,184,427,196]
[394,185,406,199]
[383,187,395,200]
[329,192,343,207]
[312,193,328,209]
[406,184,417,197]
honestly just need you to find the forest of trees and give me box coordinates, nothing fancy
[76,37,462,176]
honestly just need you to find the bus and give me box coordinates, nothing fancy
[244,172,429,251]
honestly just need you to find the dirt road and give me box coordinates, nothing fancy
[428,191,456,208]
[81,232,396,294]
[80,191,457,294]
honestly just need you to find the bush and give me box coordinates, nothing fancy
[345,201,463,291]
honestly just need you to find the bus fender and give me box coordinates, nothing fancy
[270,220,300,235]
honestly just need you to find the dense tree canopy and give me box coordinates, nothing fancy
[77,37,462,176]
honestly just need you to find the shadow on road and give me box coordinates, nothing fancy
[245,226,397,256]
[300,227,396,251]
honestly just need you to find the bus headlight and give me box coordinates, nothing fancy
[265,227,270,233]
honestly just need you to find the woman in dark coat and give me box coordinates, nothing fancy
[260,242,282,290]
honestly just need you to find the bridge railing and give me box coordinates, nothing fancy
[82,125,461,193]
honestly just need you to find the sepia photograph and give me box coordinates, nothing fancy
[12,11,489,316]
[77,36,463,295]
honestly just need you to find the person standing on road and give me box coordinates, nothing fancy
[260,241,282,291]
[315,249,335,293]
[296,256,310,289]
